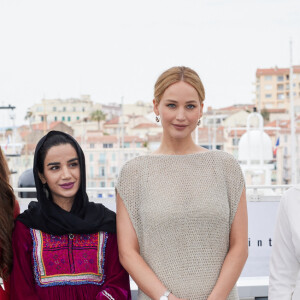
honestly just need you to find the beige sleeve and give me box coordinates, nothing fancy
[115,159,141,236]
[222,152,245,226]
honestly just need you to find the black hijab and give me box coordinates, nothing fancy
[17,130,116,235]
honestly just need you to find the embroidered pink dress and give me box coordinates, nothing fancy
[10,221,131,300]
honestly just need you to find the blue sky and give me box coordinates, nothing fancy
[0,0,299,125]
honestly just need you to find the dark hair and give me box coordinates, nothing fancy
[36,132,78,175]
[0,148,16,280]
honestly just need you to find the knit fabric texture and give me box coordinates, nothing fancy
[116,150,245,300]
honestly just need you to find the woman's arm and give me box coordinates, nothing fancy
[208,188,248,300]
[116,193,186,300]
[10,221,39,300]
[96,233,131,300]
[268,194,299,300]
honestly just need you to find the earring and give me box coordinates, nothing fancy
[156,115,160,122]
[197,119,201,126]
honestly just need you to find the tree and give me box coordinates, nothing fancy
[25,110,33,130]
[261,108,270,122]
[90,110,106,130]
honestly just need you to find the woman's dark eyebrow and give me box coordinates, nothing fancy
[47,158,78,167]
[47,162,60,166]
[68,158,79,163]
[186,100,198,103]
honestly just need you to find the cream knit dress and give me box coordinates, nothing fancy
[116,150,245,300]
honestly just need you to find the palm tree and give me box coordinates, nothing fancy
[25,110,33,130]
[261,108,270,122]
[90,110,106,130]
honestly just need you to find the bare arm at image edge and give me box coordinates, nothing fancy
[269,194,300,300]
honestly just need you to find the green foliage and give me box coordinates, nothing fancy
[90,110,106,130]
[261,108,270,122]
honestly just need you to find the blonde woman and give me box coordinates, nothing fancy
[116,66,248,300]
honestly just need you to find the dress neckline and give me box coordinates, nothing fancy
[148,149,217,157]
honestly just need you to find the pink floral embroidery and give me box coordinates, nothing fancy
[31,229,108,287]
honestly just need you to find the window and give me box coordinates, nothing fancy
[37,106,43,112]
[277,84,284,91]
[110,182,115,188]
[286,84,290,90]
[100,181,105,187]
[89,154,93,162]
[90,166,94,178]
[63,107,66,112]
[103,143,113,148]
[41,116,44,121]
[112,153,116,161]
[77,116,80,120]
[277,76,284,82]
[111,166,117,174]
[62,116,65,121]
[90,143,95,148]
[136,142,141,147]
[68,116,71,121]
[53,107,56,112]
[82,107,85,112]
[99,167,105,177]
[264,75,272,81]
[124,142,130,148]
[99,153,106,163]
[277,93,285,100]
[265,94,272,98]
[73,107,76,112]
[265,85,272,90]
[54,116,57,121]
[232,138,239,146]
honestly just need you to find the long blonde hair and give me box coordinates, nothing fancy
[154,66,205,104]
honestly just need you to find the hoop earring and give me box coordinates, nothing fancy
[197,119,201,126]
[156,115,160,122]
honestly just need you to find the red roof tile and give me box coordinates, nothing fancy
[256,66,300,76]
[132,123,159,129]
[31,121,65,131]
[104,117,119,125]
